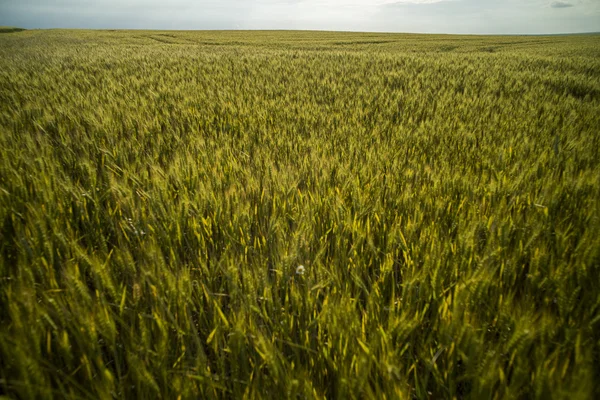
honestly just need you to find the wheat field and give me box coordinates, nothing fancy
[0,29,599,399]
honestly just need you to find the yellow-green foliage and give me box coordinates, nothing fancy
[0,30,599,399]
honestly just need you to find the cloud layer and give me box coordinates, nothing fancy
[0,0,598,33]
[551,1,574,8]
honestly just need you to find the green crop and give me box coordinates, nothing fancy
[0,29,599,399]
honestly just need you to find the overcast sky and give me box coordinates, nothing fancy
[1,0,599,34]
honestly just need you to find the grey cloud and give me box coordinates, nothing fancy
[1,0,599,33]
[551,1,574,7]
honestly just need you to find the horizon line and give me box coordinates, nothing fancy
[4,27,600,37]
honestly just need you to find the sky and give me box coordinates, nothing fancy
[1,0,599,34]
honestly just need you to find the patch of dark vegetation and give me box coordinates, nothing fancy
[0,27,25,34]
[196,41,246,46]
[545,79,600,100]
[439,45,458,52]
[481,46,498,53]
[334,40,396,45]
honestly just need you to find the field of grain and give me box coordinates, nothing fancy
[0,30,599,399]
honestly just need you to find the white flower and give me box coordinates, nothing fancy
[296,265,305,275]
